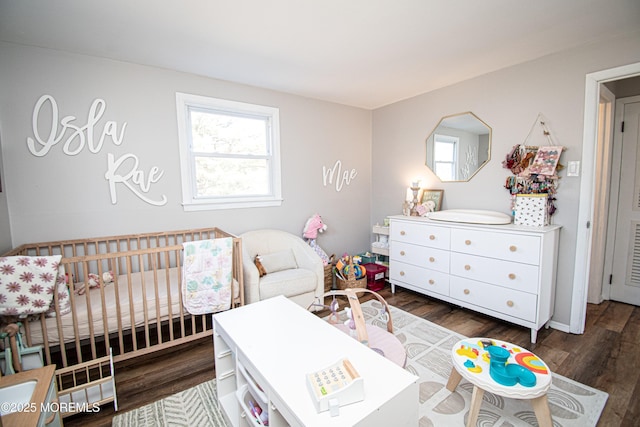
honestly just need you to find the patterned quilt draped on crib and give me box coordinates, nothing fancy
[0,255,71,317]
[182,239,233,315]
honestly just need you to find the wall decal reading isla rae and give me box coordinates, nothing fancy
[27,95,167,206]
[322,159,357,192]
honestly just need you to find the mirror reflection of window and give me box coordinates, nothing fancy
[425,112,491,182]
[434,134,458,181]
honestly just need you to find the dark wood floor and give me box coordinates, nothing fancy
[64,287,639,426]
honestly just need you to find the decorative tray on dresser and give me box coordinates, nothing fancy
[388,215,561,343]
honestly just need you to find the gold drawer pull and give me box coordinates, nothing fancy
[429,234,436,240]
[464,289,470,295]
[507,300,514,307]
[400,271,405,276]
[400,250,406,256]
[428,279,435,285]
[508,273,516,280]
[465,240,471,245]
[464,264,471,271]
[509,245,517,252]
[400,230,406,236]
[429,257,435,263]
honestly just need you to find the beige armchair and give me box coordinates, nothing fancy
[240,229,325,311]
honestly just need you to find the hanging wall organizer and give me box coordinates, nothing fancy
[502,113,565,224]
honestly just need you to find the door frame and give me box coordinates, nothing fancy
[587,84,615,304]
[571,62,640,334]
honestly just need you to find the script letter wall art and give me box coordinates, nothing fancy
[27,95,167,206]
[322,159,357,192]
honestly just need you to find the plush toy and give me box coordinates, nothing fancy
[344,307,356,331]
[75,271,114,295]
[302,214,331,265]
[254,255,267,277]
[303,214,327,240]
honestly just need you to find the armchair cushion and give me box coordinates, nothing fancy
[259,249,297,274]
[259,269,318,300]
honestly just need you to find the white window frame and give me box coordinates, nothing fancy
[176,92,282,211]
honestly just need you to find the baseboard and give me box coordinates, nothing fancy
[548,320,571,334]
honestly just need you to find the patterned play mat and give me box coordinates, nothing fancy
[360,300,608,427]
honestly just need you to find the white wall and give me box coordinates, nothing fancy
[0,135,9,252]
[371,30,640,328]
[0,42,372,258]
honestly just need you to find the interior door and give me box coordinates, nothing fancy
[610,99,640,305]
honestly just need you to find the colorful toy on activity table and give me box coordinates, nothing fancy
[455,339,549,388]
[487,345,537,387]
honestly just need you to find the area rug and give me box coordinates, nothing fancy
[364,301,608,427]
[112,301,608,426]
[111,380,226,427]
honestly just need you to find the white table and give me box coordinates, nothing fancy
[446,337,553,427]
[213,295,419,427]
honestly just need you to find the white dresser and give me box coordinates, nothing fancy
[388,215,561,343]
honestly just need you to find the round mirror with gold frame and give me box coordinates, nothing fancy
[425,112,492,182]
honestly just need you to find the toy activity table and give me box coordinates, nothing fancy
[446,337,553,427]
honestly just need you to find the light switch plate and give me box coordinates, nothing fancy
[567,161,580,177]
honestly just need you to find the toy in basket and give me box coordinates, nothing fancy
[335,255,367,289]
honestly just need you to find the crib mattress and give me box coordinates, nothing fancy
[24,268,238,346]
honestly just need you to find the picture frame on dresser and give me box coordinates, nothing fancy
[420,189,444,211]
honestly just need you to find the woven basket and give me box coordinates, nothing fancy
[323,264,334,292]
[336,267,366,290]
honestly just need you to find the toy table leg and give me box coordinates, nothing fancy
[530,394,553,427]
[466,385,485,427]
[446,367,462,392]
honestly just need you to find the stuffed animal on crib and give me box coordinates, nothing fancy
[75,271,114,295]
[302,214,331,265]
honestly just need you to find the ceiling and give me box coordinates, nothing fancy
[1,0,639,109]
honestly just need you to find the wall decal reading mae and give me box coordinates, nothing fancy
[323,159,357,192]
[27,94,167,206]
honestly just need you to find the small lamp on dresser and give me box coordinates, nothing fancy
[409,179,421,216]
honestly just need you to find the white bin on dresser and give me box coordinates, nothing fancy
[388,215,561,343]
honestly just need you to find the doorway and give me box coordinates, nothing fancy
[603,96,640,305]
[571,63,640,335]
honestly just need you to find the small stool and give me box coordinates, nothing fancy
[446,337,553,427]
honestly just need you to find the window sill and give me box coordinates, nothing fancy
[182,198,284,211]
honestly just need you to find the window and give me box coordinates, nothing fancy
[176,93,282,210]
[433,134,458,181]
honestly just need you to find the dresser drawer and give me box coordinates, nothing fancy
[450,277,537,322]
[390,241,450,273]
[390,221,450,250]
[390,261,449,297]
[450,252,539,294]
[450,229,541,265]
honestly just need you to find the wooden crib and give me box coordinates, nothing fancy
[1,227,243,416]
